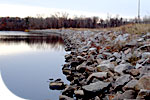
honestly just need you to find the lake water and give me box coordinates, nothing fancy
[0,31,68,100]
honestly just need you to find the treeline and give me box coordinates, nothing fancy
[0,13,149,31]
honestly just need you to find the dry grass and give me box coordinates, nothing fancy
[111,23,150,34]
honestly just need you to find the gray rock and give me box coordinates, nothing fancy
[113,52,121,59]
[136,89,150,99]
[59,95,74,100]
[87,72,108,83]
[97,63,115,72]
[82,81,110,94]
[103,52,113,59]
[114,75,131,89]
[114,64,132,74]
[112,90,136,100]
[123,80,138,91]
[135,75,150,90]
[142,52,150,59]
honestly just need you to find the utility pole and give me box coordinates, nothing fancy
[138,0,140,23]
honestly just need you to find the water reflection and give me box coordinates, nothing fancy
[0,32,67,100]
[0,34,64,51]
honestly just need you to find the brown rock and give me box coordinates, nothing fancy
[130,69,140,76]
[135,75,150,90]
[112,90,136,100]
[59,95,74,100]
[123,79,138,91]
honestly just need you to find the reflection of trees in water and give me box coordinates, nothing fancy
[0,34,64,51]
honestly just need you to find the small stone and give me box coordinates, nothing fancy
[63,69,71,75]
[130,69,140,76]
[114,64,132,74]
[135,75,150,90]
[49,82,65,90]
[136,89,150,99]
[74,90,84,97]
[59,95,74,100]
[112,90,136,100]
[124,48,131,54]
[97,63,115,72]
[142,52,150,59]
[76,65,86,73]
[62,86,76,97]
[113,52,121,59]
[123,79,138,91]
[86,72,108,83]
[114,75,131,89]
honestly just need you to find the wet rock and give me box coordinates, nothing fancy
[82,81,110,95]
[135,75,150,90]
[112,90,136,100]
[62,86,76,97]
[86,72,108,83]
[123,79,138,91]
[74,90,84,97]
[76,65,86,73]
[49,82,65,90]
[114,75,131,90]
[63,69,71,75]
[59,95,74,100]
[136,89,150,99]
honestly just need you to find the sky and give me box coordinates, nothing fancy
[0,0,150,19]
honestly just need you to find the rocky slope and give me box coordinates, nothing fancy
[50,29,150,100]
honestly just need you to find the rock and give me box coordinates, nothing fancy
[62,86,76,97]
[130,69,140,76]
[82,81,110,95]
[142,52,150,59]
[137,44,150,51]
[124,48,131,54]
[135,75,150,90]
[76,65,86,73]
[94,96,100,100]
[114,64,133,74]
[63,69,71,75]
[59,95,74,100]
[114,75,131,90]
[136,89,150,99]
[113,52,121,59]
[123,79,138,91]
[102,52,113,59]
[86,72,108,83]
[49,82,65,90]
[112,90,136,100]
[97,63,115,72]
[89,47,97,51]
[74,90,84,97]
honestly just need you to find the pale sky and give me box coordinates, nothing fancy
[0,0,150,19]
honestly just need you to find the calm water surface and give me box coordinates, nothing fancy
[0,31,68,100]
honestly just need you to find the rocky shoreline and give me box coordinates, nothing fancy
[50,29,150,100]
